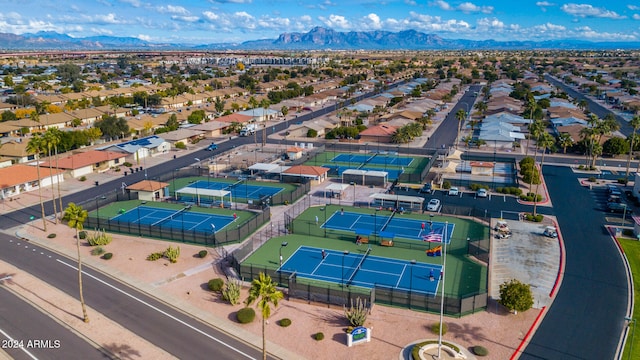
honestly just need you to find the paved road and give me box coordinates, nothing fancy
[520,166,628,359]
[0,285,110,360]
[0,232,268,360]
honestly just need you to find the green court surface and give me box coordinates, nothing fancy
[167,177,297,203]
[305,151,429,178]
[92,200,254,229]
[243,205,488,298]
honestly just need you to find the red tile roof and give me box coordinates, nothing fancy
[126,180,169,191]
[41,150,127,170]
[284,165,329,176]
[0,164,64,188]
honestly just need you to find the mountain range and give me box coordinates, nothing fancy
[1,27,638,51]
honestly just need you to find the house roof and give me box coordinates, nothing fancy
[40,150,126,170]
[359,124,397,136]
[126,180,169,192]
[0,164,63,189]
[160,128,204,141]
[96,135,167,153]
[286,147,305,153]
[0,140,29,157]
[470,161,495,168]
[216,113,253,124]
[284,165,329,177]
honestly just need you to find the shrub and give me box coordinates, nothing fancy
[314,332,324,341]
[221,279,241,305]
[588,176,597,182]
[47,233,56,238]
[79,176,87,182]
[520,193,542,202]
[346,326,354,334]
[175,142,187,149]
[87,229,112,246]
[411,341,460,360]
[198,250,208,258]
[102,253,113,260]
[442,181,451,189]
[279,318,292,327]
[306,129,318,138]
[236,307,256,324]
[618,177,628,184]
[208,278,225,292]
[123,162,133,167]
[431,322,448,335]
[91,247,106,256]
[523,213,544,222]
[499,279,534,313]
[146,252,163,261]
[473,346,489,356]
[344,298,368,327]
[164,245,180,263]
[623,229,634,237]
[78,231,87,239]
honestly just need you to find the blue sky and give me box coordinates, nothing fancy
[1,1,639,44]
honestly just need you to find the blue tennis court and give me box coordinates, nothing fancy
[187,180,283,200]
[330,153,414,166]
[281,246,442,295]
[110,205,236,232]
[321,211,454,243]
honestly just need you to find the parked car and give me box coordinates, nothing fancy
[476,188,488,198]
[543,226,558,238]
[608,195,622,203]
[420,183,432,194]
[206,143,218,151]
[607,184,622,196]
[607,202,629,213]
[448,187,459,196]
[426,199,441,212]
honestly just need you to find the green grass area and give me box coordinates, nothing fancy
[242,205,488,297]
[618,238,640,359]
[167,176,297,203]
[304,151,429,177]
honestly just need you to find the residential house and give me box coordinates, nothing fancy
[358,124,397,143]
[161,128,205,148]
[0,163,64,199]
[282,165,329,185]
[97,135,170,160]
[0,139,34,163]
[40,150,127,178]
[126,180,169,201]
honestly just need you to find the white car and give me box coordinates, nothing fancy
[448,187,459,196]
[426,199,441,212]
[476,188,488,198]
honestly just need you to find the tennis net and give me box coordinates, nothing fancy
[150,207,189,226]
[364,153,377,164]
[380,210,396,231]
[346,247,371,286]
[226,179,244,190]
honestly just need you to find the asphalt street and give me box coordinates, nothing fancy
[0,285,110,360]
[520,166,628,359]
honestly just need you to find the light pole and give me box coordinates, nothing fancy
[211,224,216,246]
[437,221,448,359]
[626,316,636,360]
[342,250,349,287]
[622,204,628,226]
[137,201,147,236]
[409,259,416,306]
[279,241,288,268]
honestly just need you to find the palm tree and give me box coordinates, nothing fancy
[532,132,555,216]
[63,202,89,323]
[580,126,596,167]
[557,133,574,154]
[455,108,466,149]
[626,115,640,180]
[578,99,588,112]
[46,128,64,220]
[474,101,487,117]
[524,95,538,157]
[260,99,270,147]
[245,272,283,360]
[26,134,47,232]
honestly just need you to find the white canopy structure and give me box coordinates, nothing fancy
[175,187,232,206]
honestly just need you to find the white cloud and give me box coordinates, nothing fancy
[536,1,555,12]
[209,0,253,3]
[202,11,220,21]
[561,4,626,19]
[629,5,640,11]
[84,13,126,25]
[404,0,417,5]
[431,1,452,11]
[320,14,350,29]
[635,14,640,20]
[363,13,383,29]
[476,17,505,29]
[137,34,152,41]
[172,15,199,23]
[401,12,470,33]
[457,2,493,14]
[533,22,567,32]
[119,0,142,7]
[157,5,189,15]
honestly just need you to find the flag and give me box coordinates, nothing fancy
[422,231,443,242]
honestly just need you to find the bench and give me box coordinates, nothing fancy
[380,240,394,247]
[356,237,369,244]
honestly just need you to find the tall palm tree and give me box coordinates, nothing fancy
[63,202,89,323]
[524,95,538,157]
[455,108,466,149]
[42,130,59,223]
[46,128,64,220]
[532,132,555,216]
[626,115,640,180]
[260,99,270,147]
[557,133,574,154]
[26,134,47,232]
[245,272,283,360]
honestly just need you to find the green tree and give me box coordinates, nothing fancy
[499,279,534,314]
[214,97,225,113]
[455,108,466,149]
[245,273,284,360]
[94,115,130,140]
[603,137,629,157]
[280,106,288,118]
[63,202,90,323]
[165,114,179,131]
[26,134,47,232]
[557,132,574,154]
[532,132,555,216]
